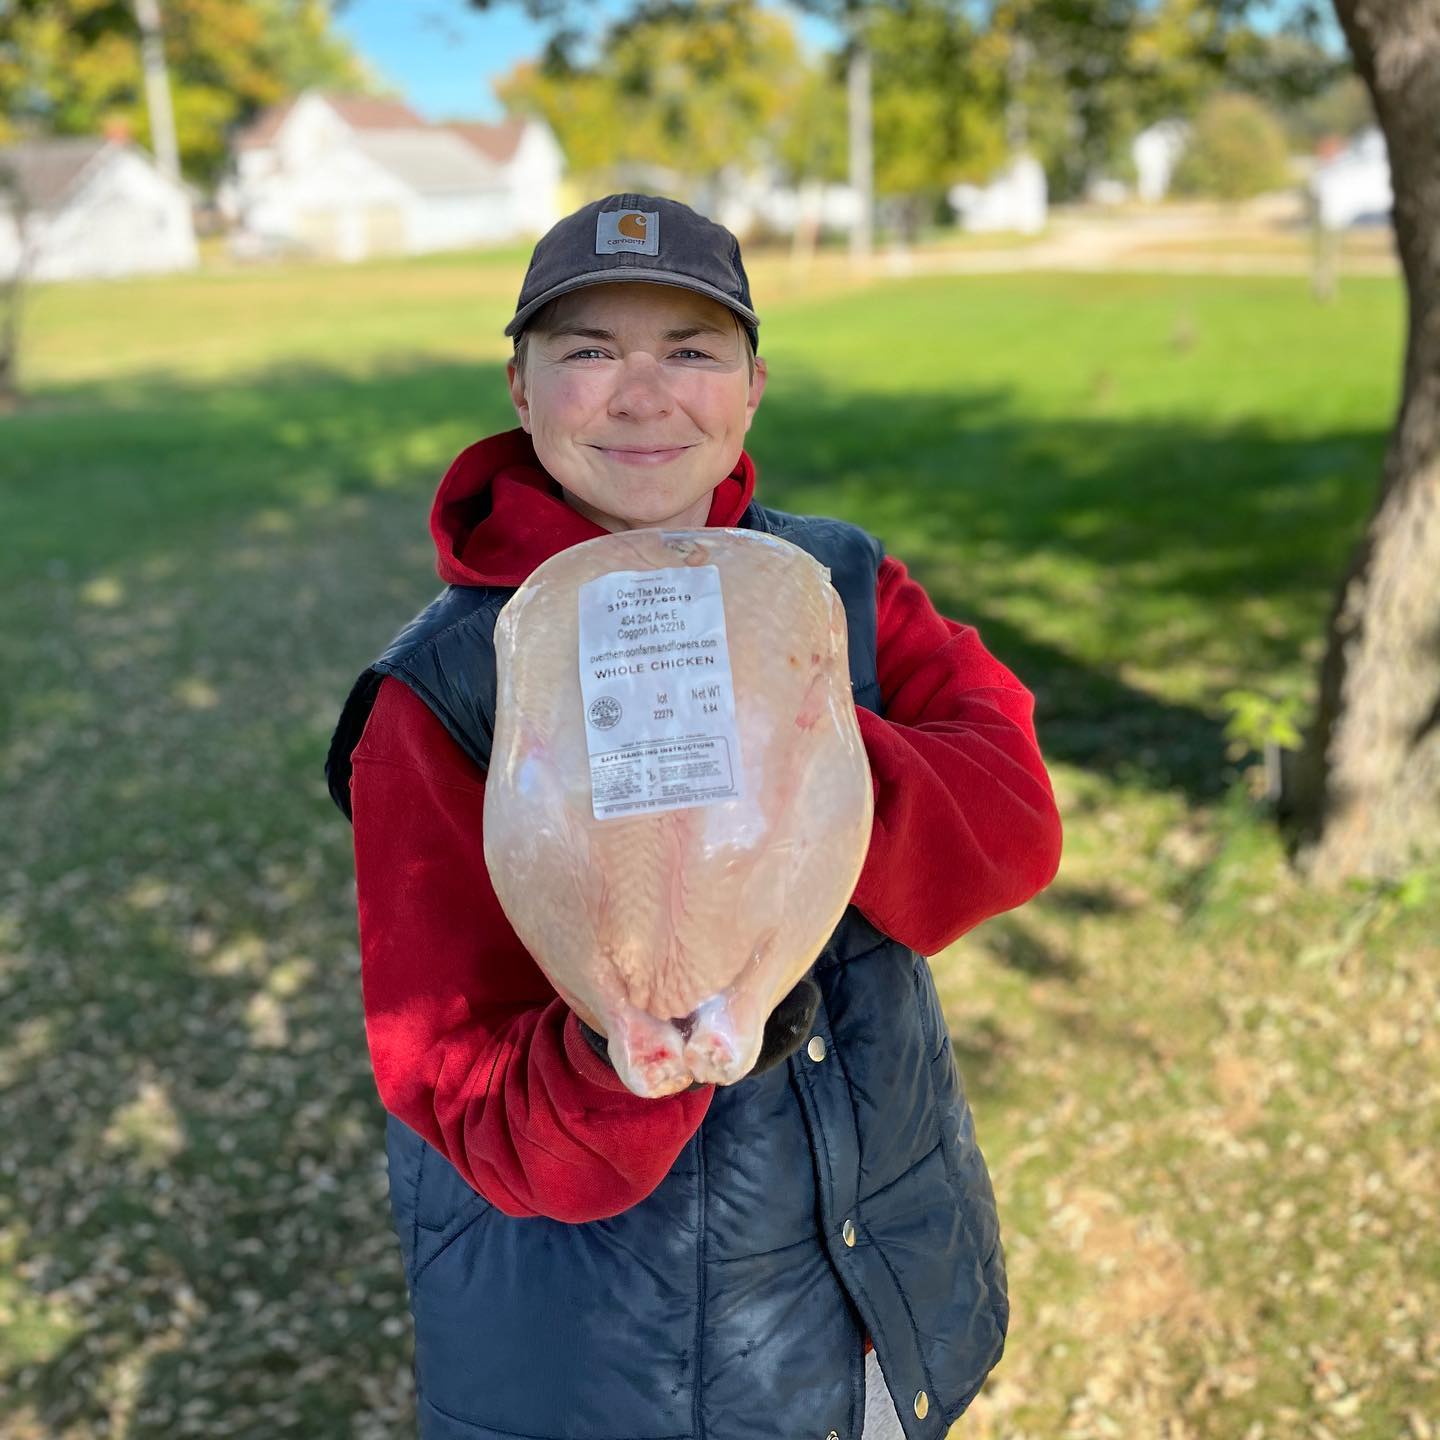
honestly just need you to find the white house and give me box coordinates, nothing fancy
[443,117,566,237]
[948,153,1047,234]
[717,171,860,239]
[1311,126,1391,229]
[0,136,198,281]
[221,93,565,261]
[1133,119,1190,203]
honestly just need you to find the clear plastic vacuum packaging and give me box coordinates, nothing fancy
[484,527,873,1097]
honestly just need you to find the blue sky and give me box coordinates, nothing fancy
[333,1,843,123]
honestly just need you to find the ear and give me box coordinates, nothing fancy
[507,358,531,432]
[743,356,767,434]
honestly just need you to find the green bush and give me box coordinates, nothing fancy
[1172,92,1294,200]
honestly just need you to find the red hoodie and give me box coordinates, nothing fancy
[347,428,1063,1262]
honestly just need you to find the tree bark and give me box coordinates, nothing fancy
[789,176,823,275]
[0,165,30,406]
[132,0,182,183]
[846,19,873,263]
[1284,1,1440,885]
[0,267,22,403]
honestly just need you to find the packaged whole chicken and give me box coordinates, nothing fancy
[483,527,874,1098]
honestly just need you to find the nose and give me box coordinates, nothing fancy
[606,352,672,421]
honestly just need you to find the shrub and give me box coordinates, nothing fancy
[1172,93,1293,200]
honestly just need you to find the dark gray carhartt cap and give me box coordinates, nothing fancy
[504,193,760,353]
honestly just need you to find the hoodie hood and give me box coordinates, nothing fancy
[430,427,759,588]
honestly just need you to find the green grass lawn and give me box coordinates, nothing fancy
[1,251,1435,1440]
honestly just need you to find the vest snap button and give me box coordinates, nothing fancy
[841,1218,856,1247]
[807,1035,827,1062]
[914,1390,929,1419]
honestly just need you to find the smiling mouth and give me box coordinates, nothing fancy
[592,444,695,454]
[591,444,696,464]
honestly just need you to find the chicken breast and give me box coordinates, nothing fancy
[484,527,873,1097]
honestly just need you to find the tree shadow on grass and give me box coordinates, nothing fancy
[0,354,1384,1433]
[1040,885,1131,918]
[976,920,1086,982]
[747,362,1381,803]
[0,354,520,593]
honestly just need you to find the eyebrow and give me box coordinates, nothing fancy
[549,324,732,343]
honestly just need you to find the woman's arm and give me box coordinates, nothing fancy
[849,556,1064,954]
[349,677,713,1224]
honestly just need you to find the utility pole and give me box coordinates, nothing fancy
[1005,33,1031,153]
[131,0,181,181]
[846,6,873,264]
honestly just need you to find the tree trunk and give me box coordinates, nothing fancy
[132,0,182,182]
[0,266,21,402]
[846,22,873,264]
[0,167,29,406]
[1283,0,1440,886]
[789,176,823,276]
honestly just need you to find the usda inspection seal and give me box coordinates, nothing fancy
[588,696,622,730]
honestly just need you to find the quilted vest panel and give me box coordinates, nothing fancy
[326,504,1008,1440]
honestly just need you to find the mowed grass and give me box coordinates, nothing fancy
[1,247,1435,1440]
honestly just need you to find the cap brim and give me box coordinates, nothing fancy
[504,269,760,338]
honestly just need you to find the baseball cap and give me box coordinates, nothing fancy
[504,193,760,354]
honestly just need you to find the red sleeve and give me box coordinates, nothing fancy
[849,556,1063,954]
[348,676,713,1224]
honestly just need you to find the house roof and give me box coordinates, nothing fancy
[235,93,426,150]
[352,130,503,196]
[0,136,112,214]
[445,117,528,166]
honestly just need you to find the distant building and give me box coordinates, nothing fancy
[0,135,198,281]
[1133,120,1190,203]
[949,154,1047,234]
[220,92,565,261]
[442,117,565,238]
[684,164,858,239]
[1311,126,1391,229]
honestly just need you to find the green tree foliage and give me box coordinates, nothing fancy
[1171,91,1294,199]
[497,0,1003,207]
[1221,22,1350,110]
[976,0,1338,200]
[867,0,1005,199]
[495,0,811,192]
[978,0,1148,201]
[770,59,848,187]
[0,0,372,184]
[1127,0,1234,120]
[1279,69,1373,149]
[476,0,1342,204]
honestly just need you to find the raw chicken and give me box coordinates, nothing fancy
[483,527,873,1098]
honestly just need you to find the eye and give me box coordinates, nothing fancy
[565,348,608,361]
[672,349,711,360]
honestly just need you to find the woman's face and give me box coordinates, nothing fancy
[507,281,766,532]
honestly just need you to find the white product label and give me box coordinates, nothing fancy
[577,565,743,820]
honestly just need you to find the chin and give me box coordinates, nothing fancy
[612,479,711,523]
[617,502,701,530]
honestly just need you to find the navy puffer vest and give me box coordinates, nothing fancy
[327,503,1008,1440]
